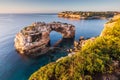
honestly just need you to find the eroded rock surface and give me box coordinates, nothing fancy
[14,22,75,56]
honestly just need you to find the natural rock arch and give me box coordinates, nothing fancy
[14,22,75,56]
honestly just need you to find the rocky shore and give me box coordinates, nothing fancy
[14,22,75,56]
[67,36,95,56]
[58,11,120,20]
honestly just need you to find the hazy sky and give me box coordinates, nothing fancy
[0,0,120,13]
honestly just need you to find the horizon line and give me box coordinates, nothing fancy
[0,11,120,14]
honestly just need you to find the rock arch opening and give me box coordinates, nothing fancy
[49,31,62,47]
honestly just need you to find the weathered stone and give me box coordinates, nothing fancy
[74,41,78,47]
[79,36,84,41]
[67,36,96,56]
[14,22,75,56]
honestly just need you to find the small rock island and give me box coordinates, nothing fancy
[58,11,120,19]
[14,22,75,56]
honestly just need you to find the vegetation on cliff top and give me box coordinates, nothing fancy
[29,15,120,80]
[58,11,120,19]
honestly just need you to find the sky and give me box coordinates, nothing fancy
[0,0,120,13]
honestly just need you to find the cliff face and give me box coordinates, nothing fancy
[29,15,120,80]
[14,22,75,56]
[58,12,81,19]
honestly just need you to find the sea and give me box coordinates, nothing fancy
[0,14,107,80]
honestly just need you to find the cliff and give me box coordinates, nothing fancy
[29,14,120,80]
[58,11,120,20]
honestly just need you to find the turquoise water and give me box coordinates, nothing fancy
[0,14,107,80]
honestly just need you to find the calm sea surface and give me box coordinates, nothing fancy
[0,14,107,80]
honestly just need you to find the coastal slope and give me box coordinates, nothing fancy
[29,15,120,80]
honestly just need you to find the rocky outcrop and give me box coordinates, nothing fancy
[14,22,75,56]
[67,36,95,57]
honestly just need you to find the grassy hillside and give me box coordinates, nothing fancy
[29,15,120,80]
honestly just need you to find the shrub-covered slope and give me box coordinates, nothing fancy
[29,15,120,80]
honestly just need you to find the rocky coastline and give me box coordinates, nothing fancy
[67,36,95,56]
[14,13,120,80]
[58,11,120,20]
[29,14,120,80]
